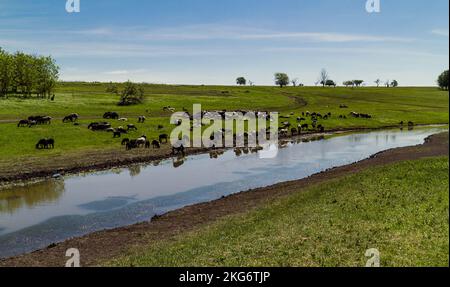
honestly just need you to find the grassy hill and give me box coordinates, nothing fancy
[0,83,448,161]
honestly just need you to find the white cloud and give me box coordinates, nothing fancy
[431,29,449,37]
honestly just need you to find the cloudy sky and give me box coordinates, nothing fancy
[0,0,448,86]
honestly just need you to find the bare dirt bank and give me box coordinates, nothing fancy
[0,132,447,267]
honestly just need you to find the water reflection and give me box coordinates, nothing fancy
[0,180,65,215]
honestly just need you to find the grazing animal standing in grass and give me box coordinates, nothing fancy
[291,128,298,136]
[145,140,151,149]
[127,124,138,131]
[151,140,161,149]
[138,116,146,123]
[35,138,54,149]
[103,112,119,120]
[157,125,164,130]
[118,118,128,122]
[17,120,29,127]
[121,138,130,146]
[159,134,169,143]
[28,120,37,128]
[63,113,79,123]
[113,131,121,138]
[136,136,147,147]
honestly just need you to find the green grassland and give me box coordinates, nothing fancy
[0,83,448,160]
[110,156,449,267]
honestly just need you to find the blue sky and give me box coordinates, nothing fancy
[0,0,448,86]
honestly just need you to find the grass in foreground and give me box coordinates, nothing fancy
[109,157,449,267]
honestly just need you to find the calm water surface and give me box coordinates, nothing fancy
[0,127,447,258]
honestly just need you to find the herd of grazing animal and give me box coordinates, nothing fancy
[16,105,415,153]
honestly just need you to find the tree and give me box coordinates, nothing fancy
[0,48,12,97]
[236,77,246,86]
[374,79,381,87]
[385,80,390,88]
[318,69,329,87]
[353,80,364,87]
[343,80,354,87]
[391,80,399,88]
[118,81,145,106]
[437,70,449,90]
[0,48,58,98]
[325,80,336,87]
[291,78,299,87]
[274,73,289,88]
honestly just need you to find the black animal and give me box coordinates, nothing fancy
[29,116,52,125]
[35,138,55,149]
[138,116,146,123]
[291,128,298,136]
[127,124,138,131]
[151,140,161,149]
[103,112,119,120]
[62,113,79,123]
[126,139,138,150]
[159,134,169,143]
[17,120,29,127]
[121,138,130,145]
[113,131,121,138]
[145,140,151,149]
[88,122,111,131]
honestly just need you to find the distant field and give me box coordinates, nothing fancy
[0,83,448,160]
[110,156,449,267]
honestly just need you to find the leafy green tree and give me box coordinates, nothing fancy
[391,80,398,87]
[353,80,364,87]
[236,77,246,86]
[343,80,354,87]
[274,73,289,88]
[0,48,13,97]
[325,80,336,87]
[118,81,145,106]
[437,70,449,90]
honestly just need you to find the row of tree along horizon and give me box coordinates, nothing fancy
[238,70,401,88]
[1,50,448,100]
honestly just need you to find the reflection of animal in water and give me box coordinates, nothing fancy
[172,157,185,168]
[209,150,225,159]
[234,148,242,157]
